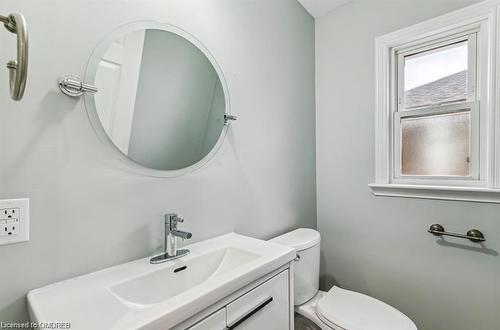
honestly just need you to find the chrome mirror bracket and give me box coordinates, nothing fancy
[224,114,237,125]
[58,75,98,97]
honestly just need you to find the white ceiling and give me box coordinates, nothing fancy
[297,0,352,18]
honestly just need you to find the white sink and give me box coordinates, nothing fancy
[111,247,260,306]
[27,233,295,330]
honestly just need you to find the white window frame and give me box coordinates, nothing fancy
[393,31,482,186]
[370,0,500,203]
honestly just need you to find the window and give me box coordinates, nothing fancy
[371,2,500,203]
[394,34,480,183]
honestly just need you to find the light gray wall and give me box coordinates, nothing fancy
[316,1,499,330]
[0,0,315,322]
[128,29,225,170]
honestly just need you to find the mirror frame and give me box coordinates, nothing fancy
[84,20,231,177]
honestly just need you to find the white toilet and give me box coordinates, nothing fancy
[270,228,417,330]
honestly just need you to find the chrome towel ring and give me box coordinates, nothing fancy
[0,13,28,101]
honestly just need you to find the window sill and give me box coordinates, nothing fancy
[369,183,500,203]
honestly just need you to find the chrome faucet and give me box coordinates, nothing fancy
[150,213,192,264]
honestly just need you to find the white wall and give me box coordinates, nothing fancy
[316,1,500,330]
[0,0,316,322]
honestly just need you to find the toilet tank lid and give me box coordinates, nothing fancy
[270,228,320,251]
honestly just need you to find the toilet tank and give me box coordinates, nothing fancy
[270,228,321,306]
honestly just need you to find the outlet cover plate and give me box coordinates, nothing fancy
[0,198,29,246]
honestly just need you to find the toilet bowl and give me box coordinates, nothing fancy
[270,228,417,330]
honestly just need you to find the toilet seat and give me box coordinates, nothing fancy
[315,287,417,330]
[271,229,417,330]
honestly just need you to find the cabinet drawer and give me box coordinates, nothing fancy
[186,308,226,330]
[226,270,289,330]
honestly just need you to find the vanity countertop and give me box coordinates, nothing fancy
[27,233,295,330]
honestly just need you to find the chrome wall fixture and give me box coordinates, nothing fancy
[58,75,98,97]
[428,224,485,243]
[0,13,28,101]
[224,114,237,125]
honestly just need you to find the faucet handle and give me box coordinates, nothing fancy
[165,213,184,225]
[165,213,177,224]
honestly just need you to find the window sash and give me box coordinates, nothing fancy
[396,32,477,112]
[393,101,480,184]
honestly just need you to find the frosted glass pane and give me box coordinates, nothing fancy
[401,112,470,176]
[404,42,468,109]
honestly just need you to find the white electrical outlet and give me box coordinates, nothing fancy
[0,198,29,245]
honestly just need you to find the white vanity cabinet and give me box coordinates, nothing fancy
[176,268,292,330]
[226,270,289,329]
[186,308,226,330]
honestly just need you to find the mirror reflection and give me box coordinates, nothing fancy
[93,28,226,171]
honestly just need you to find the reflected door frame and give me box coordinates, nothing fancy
[94,30,145,154]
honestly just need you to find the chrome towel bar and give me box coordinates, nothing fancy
[428,224,485,243]
[0,13,28,101]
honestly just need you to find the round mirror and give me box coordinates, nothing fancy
[84,22,230,176]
